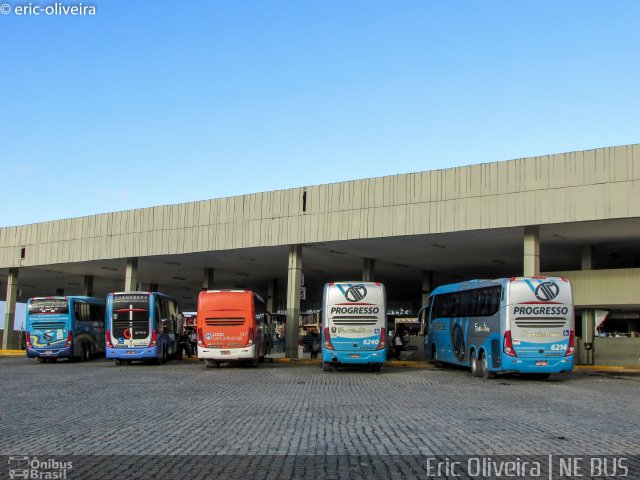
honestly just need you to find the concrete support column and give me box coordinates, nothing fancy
[83,276,94,297]
[421,271,433,308]
[203,268,214,290]
[362,258,375,282]
[267,279,278,314]
[580,245,595,364]
[523,226,540,277]
[286,245,302,359]
[2,268,19,350]
[124,258,138,291]
[581,245,594,270]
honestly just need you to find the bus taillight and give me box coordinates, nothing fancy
[26,332,32,349]
[503,330,517,357]
[323,327,334,350]
[376,328,386,350]
[149,329,157,347]
[106,330,114,348]
[197,328,204,347]
[565,330,575,356]
[247,327,254,346]
[64,331,73,348]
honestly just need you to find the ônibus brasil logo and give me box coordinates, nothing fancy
[340,284,368,302]
[534,281,560,301]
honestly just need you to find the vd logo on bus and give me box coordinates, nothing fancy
[339,284,368,302]
[534,281,560,301]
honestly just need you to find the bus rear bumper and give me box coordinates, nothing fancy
[500,356,575,374]
[322,350,386,365]
[107,346,158,360]
[198,345,256,360]
[27,346,72,358]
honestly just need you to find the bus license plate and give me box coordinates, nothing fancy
[126,350,136,355]
[535,361,548,366]
[221,350,231,355]
[44,350,53,355]
[349,354,360,359]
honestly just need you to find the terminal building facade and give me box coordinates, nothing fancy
[1,144,639,366]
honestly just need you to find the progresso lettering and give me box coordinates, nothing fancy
[330,306,380,315]
[513,306,569,315]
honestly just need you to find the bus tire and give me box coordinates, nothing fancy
[322,362,333,372]
[432,345,443,368]
[470,352,481,377]
[82,343,91,362]
[480,352,496,379]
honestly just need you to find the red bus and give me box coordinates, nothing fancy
[196,290,269,367]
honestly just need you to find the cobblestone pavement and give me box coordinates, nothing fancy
[0,357,638,478]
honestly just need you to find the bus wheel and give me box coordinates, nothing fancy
[470,352,481,377]
[82,343,91,362]
[322,362,333,372]
[480,352,496,379]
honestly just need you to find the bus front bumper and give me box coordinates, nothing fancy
[322,350,386,365]
[27,346,72,358]
[198,344,256,360]
[107,346,158,360]
[500,355,575,374]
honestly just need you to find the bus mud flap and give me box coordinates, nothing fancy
[491,339,501,368]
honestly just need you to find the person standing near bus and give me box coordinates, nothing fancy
[394,332,404,360]
[188,328,197,354]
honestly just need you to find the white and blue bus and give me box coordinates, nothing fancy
[321,281,387,372]
[424,277,575,379]
[26,296,106,362]
[106,292,182,365]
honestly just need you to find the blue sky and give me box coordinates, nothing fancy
[1,0,639,227]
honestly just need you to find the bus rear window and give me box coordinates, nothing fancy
[29,298,69,315]
[112,294,149,321]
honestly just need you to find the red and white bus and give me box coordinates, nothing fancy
[196,290,269,367]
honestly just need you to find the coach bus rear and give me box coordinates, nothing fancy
[197,290,269,368]
[26,296,105,362]
[502,277,575,376]
[321,281,387,372]
[106,292,181,365]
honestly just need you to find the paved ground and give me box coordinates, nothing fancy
[0,356,638,478]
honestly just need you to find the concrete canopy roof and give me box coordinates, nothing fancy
[4,217,640,311]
